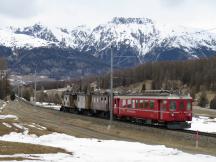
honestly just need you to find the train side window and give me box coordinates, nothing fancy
[127,99,132,108]
[150,100,154,109]
[140,100,144,108]
[161,100,167,110]
[114,99,117,107]
[132,100,135,109]
[170,101,176,111]
[187,101,191,110]
[179,101,184,110]
[135,100,139,108]
[122,99,126,108]
[144,100,149,108]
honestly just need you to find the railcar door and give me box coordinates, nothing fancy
[159,100,166,120]
[114,98,120,115]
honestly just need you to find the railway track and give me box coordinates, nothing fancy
[17,97,216,139]
[10,99,129,140]
[122,120,216,138]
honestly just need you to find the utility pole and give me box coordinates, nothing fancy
[107,46,136,129]
[109,45,113,125]
[17,84,19,97]
[21,83,23,98]
[34,70,37,103]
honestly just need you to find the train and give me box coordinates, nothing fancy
[61,90,192,129]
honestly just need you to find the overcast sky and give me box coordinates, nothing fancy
[0,0,216,29]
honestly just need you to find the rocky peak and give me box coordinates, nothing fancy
[15,23,58,42]
[111,17,153,25]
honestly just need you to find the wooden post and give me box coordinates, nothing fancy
[195,130,199,148]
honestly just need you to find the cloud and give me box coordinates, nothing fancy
[161,0,186,7]
[0,0,216,29]
[0,0,39,18]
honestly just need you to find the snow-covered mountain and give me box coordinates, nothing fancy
[84,17,216,63]
[0,17,216,78]
[0,27,55,49]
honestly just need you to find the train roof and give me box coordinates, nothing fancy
[63,90,192,99]
[114,95,192,100]
[114,90,192,99]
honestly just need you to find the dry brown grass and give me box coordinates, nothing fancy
[0,124,13,136]
[0,140,71,155]
[0,157,34,161]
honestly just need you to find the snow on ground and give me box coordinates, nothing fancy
[187,116,216,133]
[12,123,29,135]
[0,101,7,112]
[28,123,47,130]
[0,114,18,120]
[2,122,12,128]
[0,153,72,162]
[0,132,216,162]
[35,102,61,110]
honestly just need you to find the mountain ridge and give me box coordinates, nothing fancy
[0,17,216,78]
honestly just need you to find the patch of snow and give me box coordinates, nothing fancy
[28,123,47,130]
[0,132,216,162]
[13,123,29,135]
[0,101,7,112]
[0,114,18,120]
[0,153,72,161]
[35,102,61,111]
[28,124,37,128]
[187,116,216,133]
[2,122,12,128]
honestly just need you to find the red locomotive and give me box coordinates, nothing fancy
[113,90,192,129]
[61,90,192,129]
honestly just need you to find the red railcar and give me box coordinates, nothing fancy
[113,91,192,129]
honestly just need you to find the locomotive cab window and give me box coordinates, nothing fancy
[187,101,191,110]
[170,101,176,111]
[114,99,117,107]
